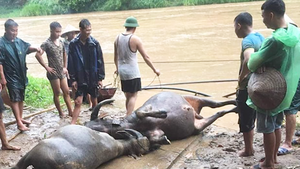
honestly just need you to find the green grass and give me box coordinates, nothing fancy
[25,75,63,108]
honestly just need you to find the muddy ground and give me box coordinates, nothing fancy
[0,91,300,169]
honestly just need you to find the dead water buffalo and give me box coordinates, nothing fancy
[85,91,237,145]
[12,125,149,169]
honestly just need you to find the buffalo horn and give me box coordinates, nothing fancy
[124,129,144,139]
[90,99,115,121]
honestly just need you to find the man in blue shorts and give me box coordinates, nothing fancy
[277,15,300,156]
[114,16,160,116]
[247,0,300,168]
[234,12,264,157]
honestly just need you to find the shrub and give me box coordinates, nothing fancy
[25,75,62,108]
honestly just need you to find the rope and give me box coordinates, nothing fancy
[113,73,121,90]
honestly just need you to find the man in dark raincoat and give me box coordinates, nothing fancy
[0,19,40,131]
[68,19,105,124]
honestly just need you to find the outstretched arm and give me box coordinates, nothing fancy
[114,39,118,74]
[135,37,160,76]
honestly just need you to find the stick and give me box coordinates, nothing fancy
[222,92,236,98]
[141,86,211,97]
[148,79,238,87]
[4,101,74,127]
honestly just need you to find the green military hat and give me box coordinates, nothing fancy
[124,16,139,28]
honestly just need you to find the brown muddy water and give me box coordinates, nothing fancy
[0,0,300,131]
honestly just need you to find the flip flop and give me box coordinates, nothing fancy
[295,130,300,136]
[277,147,290,156]
[252,164,261,169]
[291,140,300,145]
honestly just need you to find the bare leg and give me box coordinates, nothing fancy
[274,128,281,163]
[90,96,98,109]
[281,113,295,151]
[60,78,73,117]
[11,101,28,131]
[19,101,30,125]
[260,132,275,169]
[71,96,83,124]
[125,92,138,116]
[87,94,93,109]
[0,113,20,151]
[50,79,64,117]
[238,129,254,157]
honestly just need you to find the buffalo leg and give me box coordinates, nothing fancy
[184,95,236,114]
[135,110,168,119]
[193,107,237,133]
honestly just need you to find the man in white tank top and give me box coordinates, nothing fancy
[114,16,160,116]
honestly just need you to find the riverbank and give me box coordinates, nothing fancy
[0,0,263,17]
[1,90,300,169]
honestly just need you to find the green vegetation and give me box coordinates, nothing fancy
[0,0,262,17]
[25,75,63,108]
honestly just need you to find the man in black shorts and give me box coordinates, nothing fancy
[234,12,264,156]
[68,19,105,124]
[114,16,160,116]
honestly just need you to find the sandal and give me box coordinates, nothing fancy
[295,130,300,136]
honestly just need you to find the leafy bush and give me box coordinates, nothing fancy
[21,3,50,16]
[25,75,62,108]
[2,0,263,17]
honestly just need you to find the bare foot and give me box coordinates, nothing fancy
[21,119,31,125]
[18,125,29,131]
[259,157,278,164]
[238,149,254,157]
[1,145,21,151]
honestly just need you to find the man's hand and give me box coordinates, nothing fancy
[0,77,7,86]
[45,66,57,75]
[63,68,69,78]
[72,81,78,91]
[98,81,103,89]
[154,69,160,76]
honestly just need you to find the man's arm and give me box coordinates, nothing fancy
[135,36,160,76]
[62,46,68,77]
[248,38,279,72]
[96,42,105,87]
[239,48,254,84]
[28,46,41,54]
[0,65,6,85]
[35,49,57,75]
[114,39,118,74]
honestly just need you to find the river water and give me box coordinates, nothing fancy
[0,0,299,130]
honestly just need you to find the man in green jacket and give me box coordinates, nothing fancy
[247,0,300,168]
[0,19,40,131]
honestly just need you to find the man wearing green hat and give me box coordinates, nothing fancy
[114,16,160,116]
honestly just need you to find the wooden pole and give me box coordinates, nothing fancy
[147,79,237,87]
[141,86,211,97]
